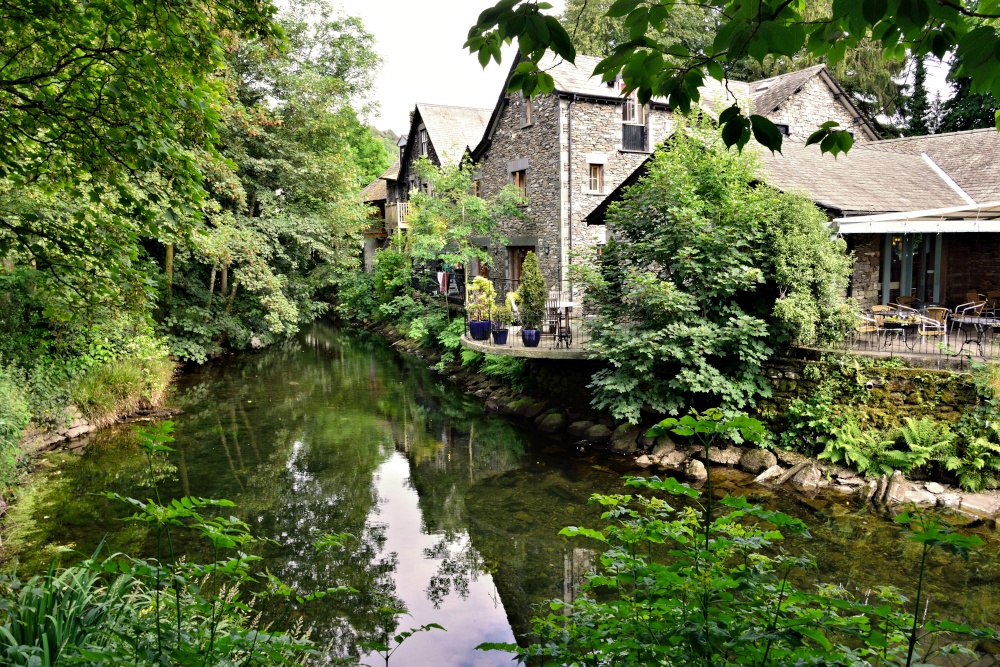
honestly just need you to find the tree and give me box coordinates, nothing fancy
[903,55,932,136]
[407,157,521,284]
[160,0,377,361]
[574,119,853,423]
[466,0,1000,155]
[0,0,282,305]
[941,54,1000,131]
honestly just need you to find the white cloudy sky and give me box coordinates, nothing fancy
[333,0,565,135]
[331,0,948,136]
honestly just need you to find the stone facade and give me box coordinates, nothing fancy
[398,111,441,194]
[477,92,670,293]
[765,74,873,144]
[849,234,881,308]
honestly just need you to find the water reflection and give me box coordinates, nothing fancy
[6,323,999,665]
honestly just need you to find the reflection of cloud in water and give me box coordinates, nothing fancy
[359,452,514,667]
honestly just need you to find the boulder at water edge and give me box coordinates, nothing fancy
[611,424,644,454]
[537,412,566,434]
[685,459,708,481]
[739,448,777,474]
[585,424,613,445]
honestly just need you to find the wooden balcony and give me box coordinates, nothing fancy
[364,216,388,238]
[385,202,410,233]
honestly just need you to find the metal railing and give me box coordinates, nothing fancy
[622,124,648,152]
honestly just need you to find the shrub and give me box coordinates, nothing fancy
[70,356,174,427]
[518,251,546,330]
[479,355,530,392]
[0,365,31,494]
[465,276,497,321]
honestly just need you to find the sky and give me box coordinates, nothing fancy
[333,0,565,136]
[332,0,950,137]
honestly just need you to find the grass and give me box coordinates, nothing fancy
[70,356,174,428]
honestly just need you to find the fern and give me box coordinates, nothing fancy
[891,417,955,471]
[943,437,1000,492]
[820,421,895,477]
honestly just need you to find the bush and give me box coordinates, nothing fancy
[518,251,546,330]
[479,355,530,392]
[0,365,31,494]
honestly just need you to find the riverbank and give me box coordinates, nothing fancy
[358,318,1000,524]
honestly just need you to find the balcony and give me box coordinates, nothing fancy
[622,123,648,152]
[363,216,387,238]
[385,202,410,233]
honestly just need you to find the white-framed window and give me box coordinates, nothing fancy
[622,91,645,125]
[588,164,604,193]
[419,128,429,156]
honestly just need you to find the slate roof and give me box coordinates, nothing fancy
[859,129,1000,203]
[378,159,400,182]
[361,176,387,203]
[756,142,968,214]
[748,65,827,114]
[416,103,491,167]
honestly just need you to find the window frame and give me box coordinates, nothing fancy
[521,96,532,127]
[419,128,429,156]
[512,169,527,199]
[588,163,604,193]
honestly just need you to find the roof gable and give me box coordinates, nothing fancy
[414,103,491,167]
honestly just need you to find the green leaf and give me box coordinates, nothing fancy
[862,0,888,23]
[607,0,643,18]
[750,115,783,153]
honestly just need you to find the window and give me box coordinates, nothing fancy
[521,96,532,127]
[775,123,790,137]
[508,246,534,282]
[419,128,429,156]
[472,179,482,198]
[512,169,527,199]
[588,164,604,192]
[622,93,644,125]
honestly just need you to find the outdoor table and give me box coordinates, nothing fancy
[555,300,579,347]
[952,316,1000,357]
[881,320,918,351]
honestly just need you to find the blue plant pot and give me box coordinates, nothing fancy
[521,329,541,347]
[492,329,509,345]
[469,320,491,341]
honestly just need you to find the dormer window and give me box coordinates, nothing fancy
[419,128,428,156]
[622,92,644,125]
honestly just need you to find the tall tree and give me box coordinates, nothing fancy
[0,0,281,305]
[467,0,1000,155]
[903,56,931,136]
[941,64,999,132]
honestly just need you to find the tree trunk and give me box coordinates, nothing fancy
[165,243,174,299]
[220,263,228,295]
[206,265,217,307]
[225,279,240,314]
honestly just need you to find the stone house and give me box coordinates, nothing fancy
[590,126,1000,311]
[469,55,877,295]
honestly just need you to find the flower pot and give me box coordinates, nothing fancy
[521,328,541,347]
[469,320,491,341]
[492,328,509,345]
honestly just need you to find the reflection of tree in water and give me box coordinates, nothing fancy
[422,534,487,609]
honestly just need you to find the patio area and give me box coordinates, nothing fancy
[461,317,593,359]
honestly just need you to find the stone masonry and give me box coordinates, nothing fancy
[477,91,671,293]
[849,234,881,309]
[765,74,873,144]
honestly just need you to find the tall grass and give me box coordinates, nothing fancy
[0,367,31,495]
[70,356,174,428]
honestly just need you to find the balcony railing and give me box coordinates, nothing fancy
[385,202,409,233]
[363,217,387,238]
[622,123,648,152]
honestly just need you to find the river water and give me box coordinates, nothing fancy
[7,324,999,665]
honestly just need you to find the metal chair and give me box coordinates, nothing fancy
[896,295,916,308]
[920,307,949,342]
[952,301,988,356]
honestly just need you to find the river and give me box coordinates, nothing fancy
[6,323,999,665]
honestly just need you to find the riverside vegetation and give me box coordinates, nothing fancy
[0,0,390,500]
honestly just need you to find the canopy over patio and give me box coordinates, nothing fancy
[834,202,1000,235]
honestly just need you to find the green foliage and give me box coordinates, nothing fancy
[578,121,852,423]
[0,0,281,307]
[468,0,1000,154]
[903,56,932,136]
[820,419,899,476]
[517,251,546,331]
[481,468,994,666]
[949,363,1000,490]
[465,276,498,322]
[0,366,30,495]
[69,356,174,426]
[408,158,518,271]
[478,356,530,392]
[780,385,840,454]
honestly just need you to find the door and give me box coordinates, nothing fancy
[882,233,941,304]
[507,246,534,283]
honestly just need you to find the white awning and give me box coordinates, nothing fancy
[834,201,1000,234]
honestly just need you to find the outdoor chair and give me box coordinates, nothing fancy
[987,290,1000,315]
[952,301,989,356]
[965,291,983,305]
[920,307,949,340]
[853,315,881,349]
[950,301,986,333]
[543,290,562,340]
[896,295,916,308]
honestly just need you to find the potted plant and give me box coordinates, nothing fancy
[466,276,496,341]
[518,251,546,347]
[492,304,513,344]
